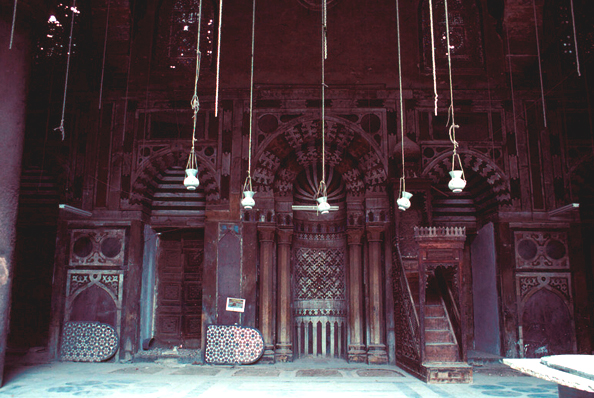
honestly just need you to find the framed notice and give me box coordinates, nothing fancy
[226,297,246,313]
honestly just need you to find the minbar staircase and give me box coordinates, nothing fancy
[395,227,472,384]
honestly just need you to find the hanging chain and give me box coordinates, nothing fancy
[214,0,223,117]
[244,0,256,193]
[54,0,77,141]
[443,0,464,177]
[531,0,547,127]
[569,0,581,77]
[428,0,438,115]
[317,0,328,199]
[396,0,406,194]
[98,0,111,109]
[187,0,204,171]
[9,0,18,49]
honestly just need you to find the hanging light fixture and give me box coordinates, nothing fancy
[315,0,331,215]
[443,0,466,193]
[395,0,412,212]
[291,0,336,215]
[184,0,204,190]
[242,0,257,210]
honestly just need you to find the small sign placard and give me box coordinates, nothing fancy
[226,297,246,313]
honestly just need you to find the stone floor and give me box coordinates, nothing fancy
[0,358,560,397]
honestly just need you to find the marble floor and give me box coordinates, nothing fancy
[0,360,559,398]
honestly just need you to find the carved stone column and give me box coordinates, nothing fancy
[275,228,293,362]
[258,224,276,363]
[366,224,388,364]
[347,228,366,362]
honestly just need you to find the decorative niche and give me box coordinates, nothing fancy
[70,228,126,267]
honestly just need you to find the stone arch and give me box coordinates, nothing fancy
[252,115,387,197]
[131,147,220,205]
[421,149,512,207]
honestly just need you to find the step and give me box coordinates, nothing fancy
[425,316,449,330]
[425,329,455,343]
[425,304,445,317]
[424,362,473,384]
[425,342,459,362]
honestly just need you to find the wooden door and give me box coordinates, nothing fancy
[155,231,203,348]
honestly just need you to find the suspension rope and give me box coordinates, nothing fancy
[244,0,256,192]
[428,0,438,115]
[98,0,111,109]
[317,0,328,199]
[396,0,406,194]
[569,0,581,77]
[505,24,518,137]
[532,0,547,127]
[54,0,77,141]
[188,0,204,170]
[443,0,463,177]
[214,0,223,117]
[9,0,17,49]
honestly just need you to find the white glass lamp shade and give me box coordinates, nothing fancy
[448,170,466,193]
[241,191,256,209]
[316,196,331,214]
[184,168,200,190]
[397,191,413,211]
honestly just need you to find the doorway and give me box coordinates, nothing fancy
[154,229,203,349]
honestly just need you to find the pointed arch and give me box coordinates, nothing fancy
[251,115,388,197]
[131,147,220,205]
[422,149,512,207]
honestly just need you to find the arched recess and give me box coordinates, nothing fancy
[422,149,512,226]
[252,115,388,198]
[131,147,220,207]
[520,287,574,357]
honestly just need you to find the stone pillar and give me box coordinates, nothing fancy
[347,228,366,362]
[366,224,388,364]
[275,228,293,362]
[0,20,29,385]
[258,224,276,363]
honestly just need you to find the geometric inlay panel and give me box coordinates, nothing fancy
[514,231,569,269]
[60,321,119,362]
[295,248,345,301]
[70,228,126,267]
[205,324,264,364]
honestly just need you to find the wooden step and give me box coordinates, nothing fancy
[425,304,445,317]
[425,329,455,343]
[425,342,459,362]
[425,316,449,330]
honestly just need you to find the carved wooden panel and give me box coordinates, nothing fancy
[69,229,126,267]
[516,272,575,357]
[514,231,569,269]
[155,232,203,347]
[293,244,347,358]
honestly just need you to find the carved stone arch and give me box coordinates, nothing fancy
[421,149,512,207]
[252,115,387,196]
[131,148,220,205]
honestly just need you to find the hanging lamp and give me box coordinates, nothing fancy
[290,0,337,215]
[315,0,330,215]
[395,0,412,211]
[184,0,204,190]
[443,0,466,193]
[241,0,257,210]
